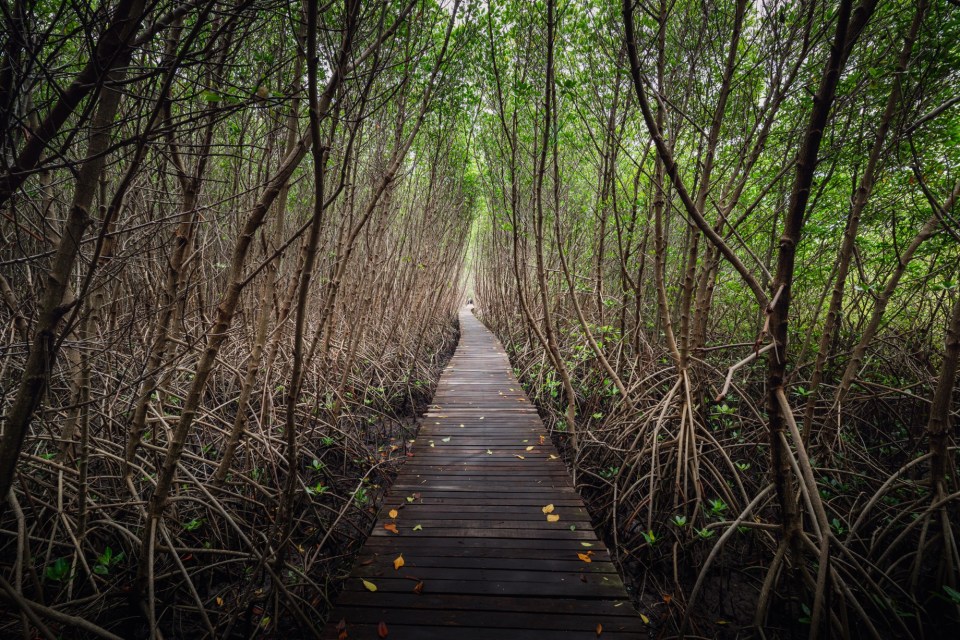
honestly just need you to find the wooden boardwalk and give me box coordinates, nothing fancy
[323,309,644,638]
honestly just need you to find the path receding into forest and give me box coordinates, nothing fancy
[323,309,644,639]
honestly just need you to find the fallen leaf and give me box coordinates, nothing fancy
[413,581,424,594]
[378,621,389,638]
[406,496,414,503]
[640,613,650,624]
[596,623,603,636]
[413,524,423,531]
[515,455,525,460]
[525,446,534,451]
[459,424,464,428]
[393,554,404,570]
[337,618,348,640]
[542,504,555,514]
[362,579,378,592]
[539,435,546,444]
[716,620,729,625]
[216,596,223,606]
[442,437,451,442]
[663,594,672,604]
[547,514,560,522]
[429,442,435,447]
[479,416,485,420]
[578,553,593,563]
[388,509,398,518]
[549,454,559,460]
[383,523,399,534]
[486,449,493,454]
[581,542,594,547]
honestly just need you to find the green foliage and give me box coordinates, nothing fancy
[44,557,71,582]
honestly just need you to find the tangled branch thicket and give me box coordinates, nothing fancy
[1,1,474,637]
[472,0,960,637]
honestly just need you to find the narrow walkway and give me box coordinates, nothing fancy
[323,310,644,638]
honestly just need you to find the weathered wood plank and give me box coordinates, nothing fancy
[322,309,641,638]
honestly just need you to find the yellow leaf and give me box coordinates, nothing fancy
[577,553,593,563]
[486,449,493,454]
[596,623,602,636]
[549,454,558,460]
[362,579,378,592]
[515,455,525,460]
[546,514,560,522]
[640,613,649,624]
[581,542,593,547]
[216,596,223,606]
[525,446,534,451]
[384,523,399,534]
[393,554,404,570]
[542,504,555,514]
[388,509,398,518]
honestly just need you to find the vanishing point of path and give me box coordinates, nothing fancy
[323,309,645,638]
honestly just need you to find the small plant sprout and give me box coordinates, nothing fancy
[736,461,751,472]
[182,518,203,532]
[830,517,845,536]
[310,459,325,472]
[708,498,728,517]
[306,482,328,495]
[354,487,369,506]
[672,515,688,527]
[598,466,620,479]
[93,546,125,575]
[640,530,658,545]
[45,557,71,582]
[696,527,716,540]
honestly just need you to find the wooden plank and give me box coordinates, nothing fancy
[322,309,640,638]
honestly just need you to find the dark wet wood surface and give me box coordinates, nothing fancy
[322,309,643,638]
